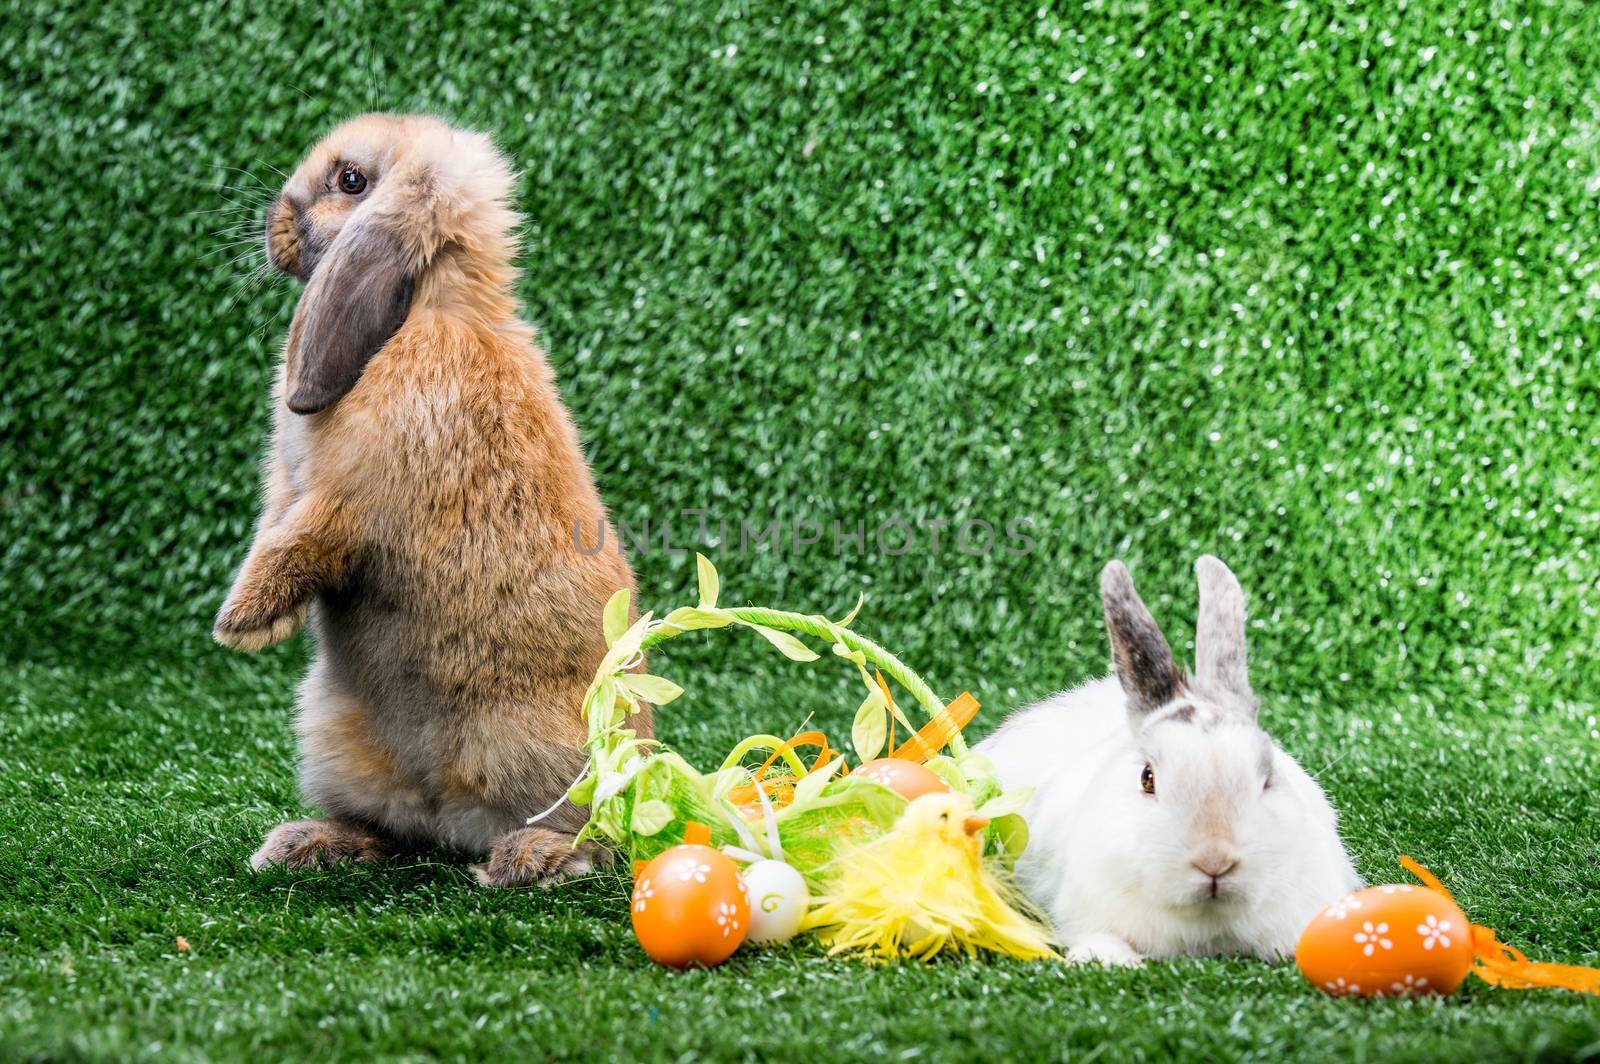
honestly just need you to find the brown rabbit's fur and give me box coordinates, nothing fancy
[215,114,649,886]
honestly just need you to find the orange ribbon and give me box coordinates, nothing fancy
[724,730,840,810]
[890,691,980,763]
[1401,855,1600,995]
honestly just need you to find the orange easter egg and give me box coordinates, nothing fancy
[630,844,749,968]
[1296,883,1474,997]
[854,758,950,800]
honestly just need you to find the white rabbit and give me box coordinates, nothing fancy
[977,556,1360,965]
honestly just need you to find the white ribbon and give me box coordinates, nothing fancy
[525,755,643,826]
[712,768,785,865]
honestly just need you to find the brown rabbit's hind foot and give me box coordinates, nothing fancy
[214,599,308,653]
[471,828,613,888]
[249,817,394,871]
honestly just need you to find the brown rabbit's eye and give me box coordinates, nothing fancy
[338,168,367,194]
[1140,763,1156,795]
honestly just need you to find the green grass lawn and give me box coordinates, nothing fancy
[6,0,1600,1059]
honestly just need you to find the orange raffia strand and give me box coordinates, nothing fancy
[1400,855,1600,995]
[891,691,981,764]
[725,730,839,810]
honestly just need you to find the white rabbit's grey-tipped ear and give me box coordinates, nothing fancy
[1194,555,1258,717]
[1100,561,1183,723]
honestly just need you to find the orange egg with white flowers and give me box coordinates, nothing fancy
[630,844,749,968]
[853,758,950,800]
[1296,883,1474,997]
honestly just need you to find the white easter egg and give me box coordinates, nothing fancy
[740,860,809,945]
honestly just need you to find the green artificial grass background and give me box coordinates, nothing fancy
[5,0,1600,1060]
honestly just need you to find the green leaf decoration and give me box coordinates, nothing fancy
[851,689,888,762]
[619,673,684,706]
[602,588,631,646]
[924,756,968,793]
[586,677,620,728]
[790,757,846,808]
[975,786,1034,820]
[695,552,720,609]
[633,757,669,801]
[882,688,917,736]
[831,641,867,667]
[954,749,1003,808]
[836,592,865,628]
[587,612,652,696]
[567,771,599,805]
[663,606,734,631]
[630,799,674,836]
[745,623,820,661]
[988,813,1030,864]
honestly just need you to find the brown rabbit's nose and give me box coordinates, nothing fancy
[265,195,310,280]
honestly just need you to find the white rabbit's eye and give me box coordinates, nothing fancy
[337,167,368,195]
[1140,763,1156,795]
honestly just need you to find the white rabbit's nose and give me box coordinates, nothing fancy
[1191,851,1239,880]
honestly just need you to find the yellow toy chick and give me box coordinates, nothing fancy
[803,791,1059,962]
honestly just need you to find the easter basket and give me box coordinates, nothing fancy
[566,556,1032,883]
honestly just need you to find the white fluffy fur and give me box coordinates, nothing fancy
[977,564,1361,966]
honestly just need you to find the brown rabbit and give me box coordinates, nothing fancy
[213,113,648,886]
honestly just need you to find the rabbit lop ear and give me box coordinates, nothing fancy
[1193,555,1258,718]
[284,220,416,414]
[1101,560,1183,724]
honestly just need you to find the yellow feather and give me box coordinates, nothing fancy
[803,792,1059,962]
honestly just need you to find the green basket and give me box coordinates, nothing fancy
[567,556,1030,882]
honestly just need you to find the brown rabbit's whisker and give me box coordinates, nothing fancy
[202,247,260,268]
[239,264,281,302]
[203,247,265,271]
[207,224,267,243]
[279,77,318,104]
[205,182,272,203]
[169,172,271,197]
[214,247,267,273]
[209,217,267,236]
[208,161,285,181]
[187,203,264,219]
[170,182,269,202]
[187,202,267,225]
[238,262,274,290]
[208,229,265,249]
[218,263,274,315]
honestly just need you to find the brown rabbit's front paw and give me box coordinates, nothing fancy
[249,817,393,871]
[214,597,308,652]
[471,828,614,888]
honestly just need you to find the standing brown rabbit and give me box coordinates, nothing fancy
[214,113,647,886]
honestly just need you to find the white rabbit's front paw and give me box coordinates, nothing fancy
[1066,934,1144,967]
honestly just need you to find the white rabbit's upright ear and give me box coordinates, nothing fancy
[1100,561,1183,724]
[284,220,416,414]
[1193,555,1258,718]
